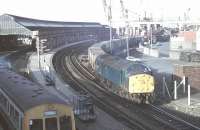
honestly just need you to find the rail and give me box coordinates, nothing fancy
[53,42,200,130]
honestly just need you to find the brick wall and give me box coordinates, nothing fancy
[174,64,200,90]
[179,31,196,43]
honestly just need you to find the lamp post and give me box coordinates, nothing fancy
[36,37,47,69]
[125,9,129,57]
[126,23,130,57]
[150,25,153,49]
[102,0,112,53]
[36,35,40,69]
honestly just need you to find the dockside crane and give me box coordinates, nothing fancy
[102,0,113,53]
[120,0,130,57]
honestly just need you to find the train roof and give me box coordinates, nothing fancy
[97,54,151,74]
[4,14,103,29]
[0,69,69,112]
[98,54,132,70]
[89,41,108,48]
[0,14,105,35]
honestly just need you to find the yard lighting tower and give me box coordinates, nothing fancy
[120,0,130,57]
[103,0,113,53]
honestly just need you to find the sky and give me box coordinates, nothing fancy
[0,0,199,26]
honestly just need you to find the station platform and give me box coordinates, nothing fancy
[164,93,200,117]
[27,41,131,130]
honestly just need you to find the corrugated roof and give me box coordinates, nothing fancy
[4,14,103,30]
[0,69,69,112]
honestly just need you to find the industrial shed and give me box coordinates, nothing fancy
[0,14,110,50]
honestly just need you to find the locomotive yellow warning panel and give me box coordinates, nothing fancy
[129,74,154,93]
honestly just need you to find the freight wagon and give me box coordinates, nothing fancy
[102,37,141,55]
[88,42,106,69]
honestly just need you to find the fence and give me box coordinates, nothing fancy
[162,76,192,106]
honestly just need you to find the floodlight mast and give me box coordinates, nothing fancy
[120,0,129,57]
[103,0,113,53]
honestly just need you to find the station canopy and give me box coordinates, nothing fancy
[0,14,103,36]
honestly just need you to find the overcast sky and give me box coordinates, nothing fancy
[0,0,199,25]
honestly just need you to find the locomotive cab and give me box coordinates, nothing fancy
[127,63,154,94]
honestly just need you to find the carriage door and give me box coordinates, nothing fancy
[29,119,43,130]
[44,111,58,130]
[45,117,58,130]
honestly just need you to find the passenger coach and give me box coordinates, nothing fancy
[0,69,76,130]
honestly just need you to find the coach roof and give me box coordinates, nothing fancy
[0,69,69,112]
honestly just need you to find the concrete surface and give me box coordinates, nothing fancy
[164,93,200,117]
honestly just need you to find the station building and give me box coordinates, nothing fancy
[0,14,111,51]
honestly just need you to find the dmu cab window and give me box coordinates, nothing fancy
[29,119,43,130]
[45,117,58,130]
[60,116,72,130]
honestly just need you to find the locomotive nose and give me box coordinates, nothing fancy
[129,74,155,94]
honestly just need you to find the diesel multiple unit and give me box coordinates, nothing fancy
[0,69,76,130]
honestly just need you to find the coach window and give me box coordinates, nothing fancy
[6,100,9,112]
[45,117,58,130]
[59,116,72,130]
[1,95,6,106]
[10,105,15,118]
[14,110,19,123]
[29,119,43,130]
[0,93,3,105]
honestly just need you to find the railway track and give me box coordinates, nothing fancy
[75,54,200,130]
[53,43,200,130]
[74,51,200,130]
[147,104,200,130]
[53,45,152,130]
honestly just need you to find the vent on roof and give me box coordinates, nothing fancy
[29,83,35,86]
[38,88,43,91]
[36,91,43,95]
[32,94,38,98]
[33,88,44,95]
[13,81,18,84]
[22,82,27,85]
[32,91,43,98]
[22,78,27,80]
[33,88,43,92]
[14,76,18,79]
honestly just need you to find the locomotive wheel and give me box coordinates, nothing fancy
[145,94,150,104]
[148,93,155,104]
[137,95,142,104]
